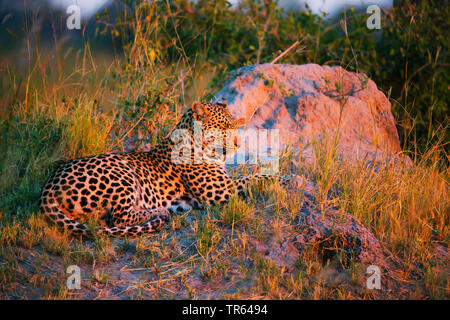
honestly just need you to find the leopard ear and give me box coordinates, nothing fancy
[192,102,209,121]
[234,118,246,127]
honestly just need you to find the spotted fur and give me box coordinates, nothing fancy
[39,101,286,237]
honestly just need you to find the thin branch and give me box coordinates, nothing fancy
[270,41,303,64]
[163,66,191,94]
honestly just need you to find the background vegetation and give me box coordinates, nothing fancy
[102,0,448,151]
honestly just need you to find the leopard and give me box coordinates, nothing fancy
[39,101,287,237]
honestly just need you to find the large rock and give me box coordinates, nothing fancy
[214,63,404,164]
[214,64,395,271]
